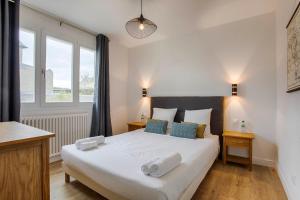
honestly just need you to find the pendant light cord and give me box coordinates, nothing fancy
[141,0,143,14]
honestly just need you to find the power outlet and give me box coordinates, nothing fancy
[291,176,297,186]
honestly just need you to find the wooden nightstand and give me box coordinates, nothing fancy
[127,122,146,131]
[223,131,255,170]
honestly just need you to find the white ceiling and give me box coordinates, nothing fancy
[22,0,275,48]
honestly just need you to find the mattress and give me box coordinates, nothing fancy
[61,130,219,200]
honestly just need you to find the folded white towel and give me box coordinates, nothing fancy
[141,158,160,175]
[75,136,105,149]
[148,153,182,178]
[75,138,90,149]
[90,135,105,145]
[77,140,98,151]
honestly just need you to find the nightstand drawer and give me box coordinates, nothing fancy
[128,122,146,132]
[226,137,249,147]
[128,125,142,131]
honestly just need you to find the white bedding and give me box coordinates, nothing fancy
[61,129,219,200]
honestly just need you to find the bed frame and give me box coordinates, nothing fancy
[64,96,224,200]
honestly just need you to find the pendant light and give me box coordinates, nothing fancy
[125,0,157,39]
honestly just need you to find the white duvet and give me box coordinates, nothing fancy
[61,130,219,200]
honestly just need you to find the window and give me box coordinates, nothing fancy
[80,47,95,102]
[45,36,73,102]
[19,24,95,107]
[19,29,35,103]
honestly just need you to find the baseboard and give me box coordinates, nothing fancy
[228,149,275,168]
[276,163,298,200]
[253,157,275,167]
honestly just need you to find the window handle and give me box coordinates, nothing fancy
[41,69,46,79]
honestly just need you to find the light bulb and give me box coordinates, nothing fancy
[139,23,144,30]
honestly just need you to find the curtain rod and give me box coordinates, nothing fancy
[21,2,98,37]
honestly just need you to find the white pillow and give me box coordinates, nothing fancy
[152,108,177,128]
[184,108,212,135]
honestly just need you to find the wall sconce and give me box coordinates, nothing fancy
[232,84,238,96]
[142,88,147,97]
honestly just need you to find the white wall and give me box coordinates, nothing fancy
[276,0,300,199]
[20,6,128,135]
[110,41,129,134]
[128,13,277,167]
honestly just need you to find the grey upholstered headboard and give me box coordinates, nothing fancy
[150,96,224,158]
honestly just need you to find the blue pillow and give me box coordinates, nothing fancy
[171,122,198,139]
[145,119,168,134]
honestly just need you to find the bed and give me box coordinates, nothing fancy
[62,96,224,200]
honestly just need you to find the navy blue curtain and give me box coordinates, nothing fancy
[90,34,112,137]
[0,0,20,122]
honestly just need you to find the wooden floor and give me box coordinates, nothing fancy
[50,161,287,200]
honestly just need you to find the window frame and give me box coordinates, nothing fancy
[20,27,95,109]
[79,45,96,103]
[19,28,36,104]
[40,31,78,107]
[19,27,41,108]
[41,32,75,107]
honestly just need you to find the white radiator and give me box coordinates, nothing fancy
[21,113,89,158]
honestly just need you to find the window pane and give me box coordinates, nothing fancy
[80,47,95,102]
[20,29,35,103]
[46,36,73,102]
